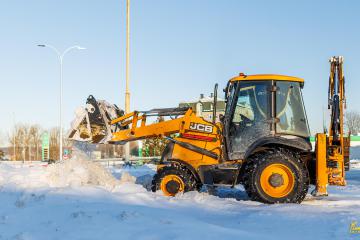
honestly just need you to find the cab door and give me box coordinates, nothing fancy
[224,81,272,160]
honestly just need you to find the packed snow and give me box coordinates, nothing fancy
[0,155,360,239]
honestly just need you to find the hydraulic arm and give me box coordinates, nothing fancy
[314,56,350,196]
[67,96,222,159]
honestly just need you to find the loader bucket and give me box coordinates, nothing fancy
[67,95,126,144]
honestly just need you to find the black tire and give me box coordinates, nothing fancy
[243,149,309,204]
[151,164,198,196]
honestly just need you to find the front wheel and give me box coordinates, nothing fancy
[151,165,198,196]
[243,149,309,204]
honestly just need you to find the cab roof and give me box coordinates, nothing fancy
[230,74,304,83]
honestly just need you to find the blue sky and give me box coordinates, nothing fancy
[0,0,359,143]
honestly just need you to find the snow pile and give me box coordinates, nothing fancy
[351,159,360,169]
[2,159,360,239]
[0,162,49,189]
[119,172,136,184]
[47,150,120,190]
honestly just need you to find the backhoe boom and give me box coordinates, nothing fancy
[314,56,350,196]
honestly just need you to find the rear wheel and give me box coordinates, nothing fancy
[151,165,198,196]
[243,149,309,203]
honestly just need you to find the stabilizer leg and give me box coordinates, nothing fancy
[312,133,328,196]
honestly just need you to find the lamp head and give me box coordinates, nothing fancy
[76,46,86,50]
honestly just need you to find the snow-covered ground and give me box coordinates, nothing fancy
[0,158,360,240]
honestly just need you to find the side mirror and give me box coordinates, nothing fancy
[219,114,224,122]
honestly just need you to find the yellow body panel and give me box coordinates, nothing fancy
[230,74,304,83]
[315,133,328,196]
[171,136,221,170]
[110,108,222,169]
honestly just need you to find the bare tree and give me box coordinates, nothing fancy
[345,110,360,135]
[143,137,167,157]
[8,124,43,161]
[0,131,5,160]
[14,124,28,160]
[143,117,168,157]
[28,125,42,160]
[49,127,76,160]
[0,131,3,146]
[49,127,60,160]
[8,123,128,161]
[0,149,4,160]
[9,124,22,160]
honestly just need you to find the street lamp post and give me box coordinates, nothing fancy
[124,0,131,161]
[125,0,130,116]
[38,44,85,161]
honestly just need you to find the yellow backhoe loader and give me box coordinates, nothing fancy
[68,56,350,204]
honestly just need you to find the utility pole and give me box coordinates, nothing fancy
[13,112,16,161]
[124,0,131,161]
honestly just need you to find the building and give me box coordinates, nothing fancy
[179,93,226,122]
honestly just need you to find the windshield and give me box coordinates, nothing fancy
[233,81,271,123]
[276,81,310,137]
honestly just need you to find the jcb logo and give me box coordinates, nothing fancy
[189,122,213,133]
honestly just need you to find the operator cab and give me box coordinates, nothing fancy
[223,74,311,160]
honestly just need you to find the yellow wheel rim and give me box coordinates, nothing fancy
[260,163,295,198]
[160,174,185,196]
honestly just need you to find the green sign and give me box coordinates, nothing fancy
[138,140,143,157]
[41,132,50,160]
[309,135,360,142]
